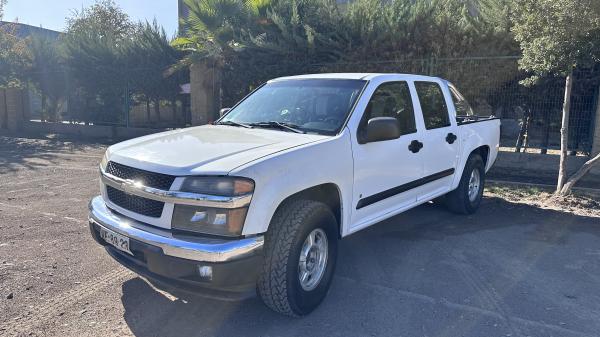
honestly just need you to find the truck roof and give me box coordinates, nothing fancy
[270,73,444,82]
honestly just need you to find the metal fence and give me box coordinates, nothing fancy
[222,56,599,154]
[23,56,599,153]
[24,70,190,129]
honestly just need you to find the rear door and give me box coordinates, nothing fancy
[350,80,423,230]
[413,80,460,201]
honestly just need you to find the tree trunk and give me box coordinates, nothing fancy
[515,109,530,153]
[559,153,600,195]
[41,95,47,122]
[171,99,178,124]
[146,99,151,126]
[154,99,161,124]
[556,72,573,193]
[522,115,531,153]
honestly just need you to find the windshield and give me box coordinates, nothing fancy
[219,79,367,135]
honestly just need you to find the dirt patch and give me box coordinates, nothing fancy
[485,183,600,218]
[3,136,600,336]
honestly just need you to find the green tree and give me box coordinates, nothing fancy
[0,22,31,87]
[66,0,134,44]
[511,0,600,195]
[62,0,135,124]
[0,0,6,19]
[172,0,253,69]
[342,0,516,60]
[1,2,28,87]
[27,34,67,122]
[128,21,184,125]
[251,0,344,63]
[175,0,519,111]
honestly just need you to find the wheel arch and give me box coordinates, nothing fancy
[471,145,490,168]
[272,183,343,238]
[452,144,490,190]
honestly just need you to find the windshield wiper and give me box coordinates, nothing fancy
[215,120,252,128]
[248,121,305,134]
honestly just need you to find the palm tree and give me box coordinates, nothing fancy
[171,0,270,71]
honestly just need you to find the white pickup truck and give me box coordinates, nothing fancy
[89,73,499,316]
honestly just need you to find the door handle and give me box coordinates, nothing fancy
[408,140,423,153]
[446,132,457,144]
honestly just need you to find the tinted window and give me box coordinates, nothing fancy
[360,82,416,136]
[415,82,450,129]
[449,85,474,116]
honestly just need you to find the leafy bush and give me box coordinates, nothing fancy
[177,0,519,105]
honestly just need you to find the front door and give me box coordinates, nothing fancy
[413,80,459,201]
[350,81,424,231]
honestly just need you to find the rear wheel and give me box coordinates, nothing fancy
[445,154,485,214]
[257,199,338,316]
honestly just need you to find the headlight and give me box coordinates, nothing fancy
[99,151,109,171]
[172,177,254,237]
[179,176,254,196]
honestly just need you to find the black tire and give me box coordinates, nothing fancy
[445,154,485,214]
[257,199,338,317]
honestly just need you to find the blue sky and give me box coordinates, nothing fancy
[3,0,179,36]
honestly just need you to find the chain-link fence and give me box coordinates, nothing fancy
[24,69,190,129]
[22,56,599,153]
[223,56,599,154]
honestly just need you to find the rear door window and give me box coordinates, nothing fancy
[415,82,451,130]
[449,85,474,116]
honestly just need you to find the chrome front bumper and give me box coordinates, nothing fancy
[88,196,264,263]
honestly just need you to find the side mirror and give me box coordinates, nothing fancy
[219,108,231,117]
[364,117,400,143]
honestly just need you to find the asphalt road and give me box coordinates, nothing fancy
[1,135,600,337]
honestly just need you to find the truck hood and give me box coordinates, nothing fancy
[107,125,328,176]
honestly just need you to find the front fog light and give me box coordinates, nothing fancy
[197,266,213,280]
[172,205,248,237]
[190,211,207,222]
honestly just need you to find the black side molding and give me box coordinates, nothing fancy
[356,168,455,210]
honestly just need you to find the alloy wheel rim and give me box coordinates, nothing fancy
[468,168,481,202]
[298,228,328,291]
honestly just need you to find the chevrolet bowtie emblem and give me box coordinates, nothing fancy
[121,179,143,193]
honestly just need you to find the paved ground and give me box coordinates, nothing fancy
[1,135,600,337]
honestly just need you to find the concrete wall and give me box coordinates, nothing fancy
[128,102,185,128]
[0,88,27,132]
[21,121,169,141]
[190,62,221,126]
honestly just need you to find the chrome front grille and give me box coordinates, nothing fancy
[106,185,164,218]
[105,161,175,190]
[104,161,176,218]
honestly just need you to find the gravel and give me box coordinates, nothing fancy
[1,135,600,337]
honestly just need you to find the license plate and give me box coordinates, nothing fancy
[100,227,132,255]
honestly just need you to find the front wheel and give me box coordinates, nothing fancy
[445,154,485,214]
[257,199,338,316]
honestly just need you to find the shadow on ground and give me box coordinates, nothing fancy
[120,197,600,337]
[0,134,106,173]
